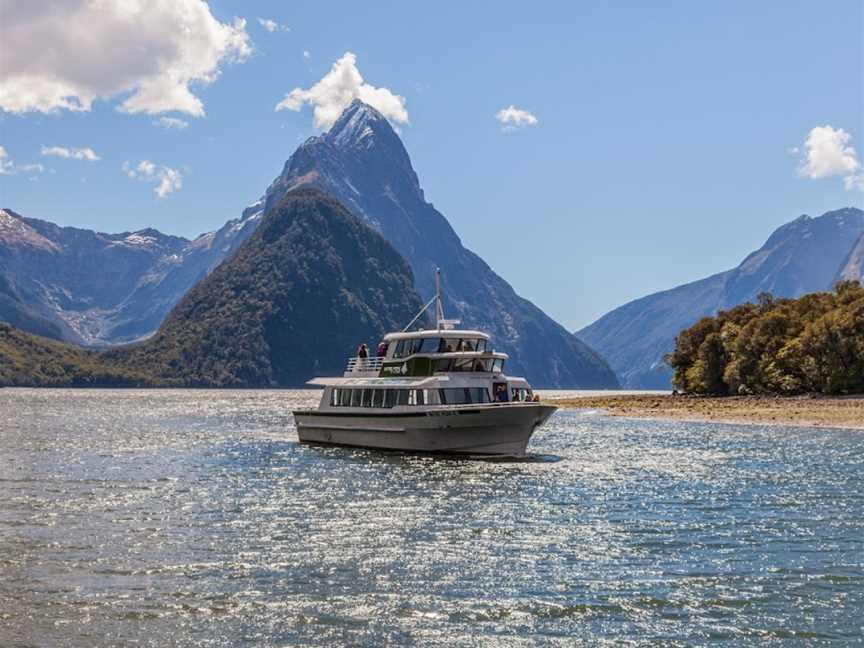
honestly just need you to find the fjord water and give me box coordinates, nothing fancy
[1,390,861,646]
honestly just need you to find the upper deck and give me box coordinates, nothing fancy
[345,329,508,379]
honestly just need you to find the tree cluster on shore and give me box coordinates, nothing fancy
[667,281,864,395]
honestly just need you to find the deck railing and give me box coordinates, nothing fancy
[345,356,384,373]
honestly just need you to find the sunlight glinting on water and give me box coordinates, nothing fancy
[1,389,862,646]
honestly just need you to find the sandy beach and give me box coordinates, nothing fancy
[547,393,864,430]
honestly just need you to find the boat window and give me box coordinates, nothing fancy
[372,389,384,408]
[408,389,425,406]
[360,389,372,407]
[349,389,361,407]
[476,339,487,353]
[384,389,397,408]
[459,339,477,352]
[453,358,474,372]
[396,389,410,406]
[492,359,505,373]
[330,389,339,406]
[472,358,492,372]
[392,340,405,358]
[438,338,460,353]
[433,358,452,373]
[340,389,351,406]
[417,337,440,354]
[469,387,490,403]
[439,388,489,404]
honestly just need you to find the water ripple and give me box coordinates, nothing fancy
[0,389,862,646]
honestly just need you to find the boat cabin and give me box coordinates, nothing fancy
[344,330,508,379]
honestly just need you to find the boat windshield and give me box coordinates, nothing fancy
[392,337,488,358]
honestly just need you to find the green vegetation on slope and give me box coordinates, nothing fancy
[105,186,425,387]
[0,322,149,387]
[667,281,864,395]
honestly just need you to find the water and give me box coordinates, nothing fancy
[1,389,862,646]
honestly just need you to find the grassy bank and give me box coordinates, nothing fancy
[547,393,864,430]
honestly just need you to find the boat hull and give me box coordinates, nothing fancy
[292,404,557,457]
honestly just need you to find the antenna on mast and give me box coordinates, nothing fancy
[435,267,444,330]
[400,268,460,332]
[435,267,460,331]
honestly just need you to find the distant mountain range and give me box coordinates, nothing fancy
[578,207,864,388]
[1,188,423,387]
[0,100,617,388]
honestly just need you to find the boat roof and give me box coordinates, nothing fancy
[384,329,490,341]
[307,376,449,387]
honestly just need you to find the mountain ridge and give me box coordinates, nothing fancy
[247,100,618,388]
[578,206,864,388]
[107,186,426,387]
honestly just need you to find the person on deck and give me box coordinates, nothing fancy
[357,343,368,359]
[376,342,388,357]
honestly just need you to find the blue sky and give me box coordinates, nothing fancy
[1,0,862,329]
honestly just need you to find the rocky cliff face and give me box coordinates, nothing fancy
[110,187,425,387]
[578,207,864,388]
[837,232,864,282]
[249,100,618,388]
[0,197,265,345]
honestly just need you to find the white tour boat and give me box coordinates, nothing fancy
[293,272,557,456]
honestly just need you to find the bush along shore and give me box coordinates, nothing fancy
[548,281,864,430]
[667,281,864,396]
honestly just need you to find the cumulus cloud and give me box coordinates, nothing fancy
[0,0,252,117]
[495,105,538,131]
[276,52,408,129]
[123,160,183,198]
[41,146,100,161]
[303,50,311,59]
[257,18,288,32]
[154,116,190,130]
[0,146,44,175]
[797,125,863,192]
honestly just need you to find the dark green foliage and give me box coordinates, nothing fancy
[0,322,150,387]
[107,187,425,387]
[667,281,864,395]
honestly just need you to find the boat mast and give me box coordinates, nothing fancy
[435,267,445,330]
[401,267,459,332]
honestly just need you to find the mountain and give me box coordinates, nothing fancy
[837,232,864,282]
[240,100,618,388]
[0,101,617,387]
[578,207,864,388]
[108,187,425,387]
[0,272,65,340]
[0,203,273,345]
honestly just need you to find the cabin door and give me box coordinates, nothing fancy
[493,382,509,402]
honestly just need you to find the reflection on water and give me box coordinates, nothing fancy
[1,389,862,646]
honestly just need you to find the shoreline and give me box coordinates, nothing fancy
[545,393,864,431]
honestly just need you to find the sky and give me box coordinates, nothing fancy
[1,0,862,330]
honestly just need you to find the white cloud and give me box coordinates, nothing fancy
[303,50,311,59]
[0,1,252,117]
[0,146,13,175]
[40,146,100,161]
[844,173,864,192]
[123,160,183,198]
[257,18,288,33]
[495,105,538,131]
[0,145,44,175]
[797,125,863,191]
[276,52,408,129]
[154,116,190,130]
